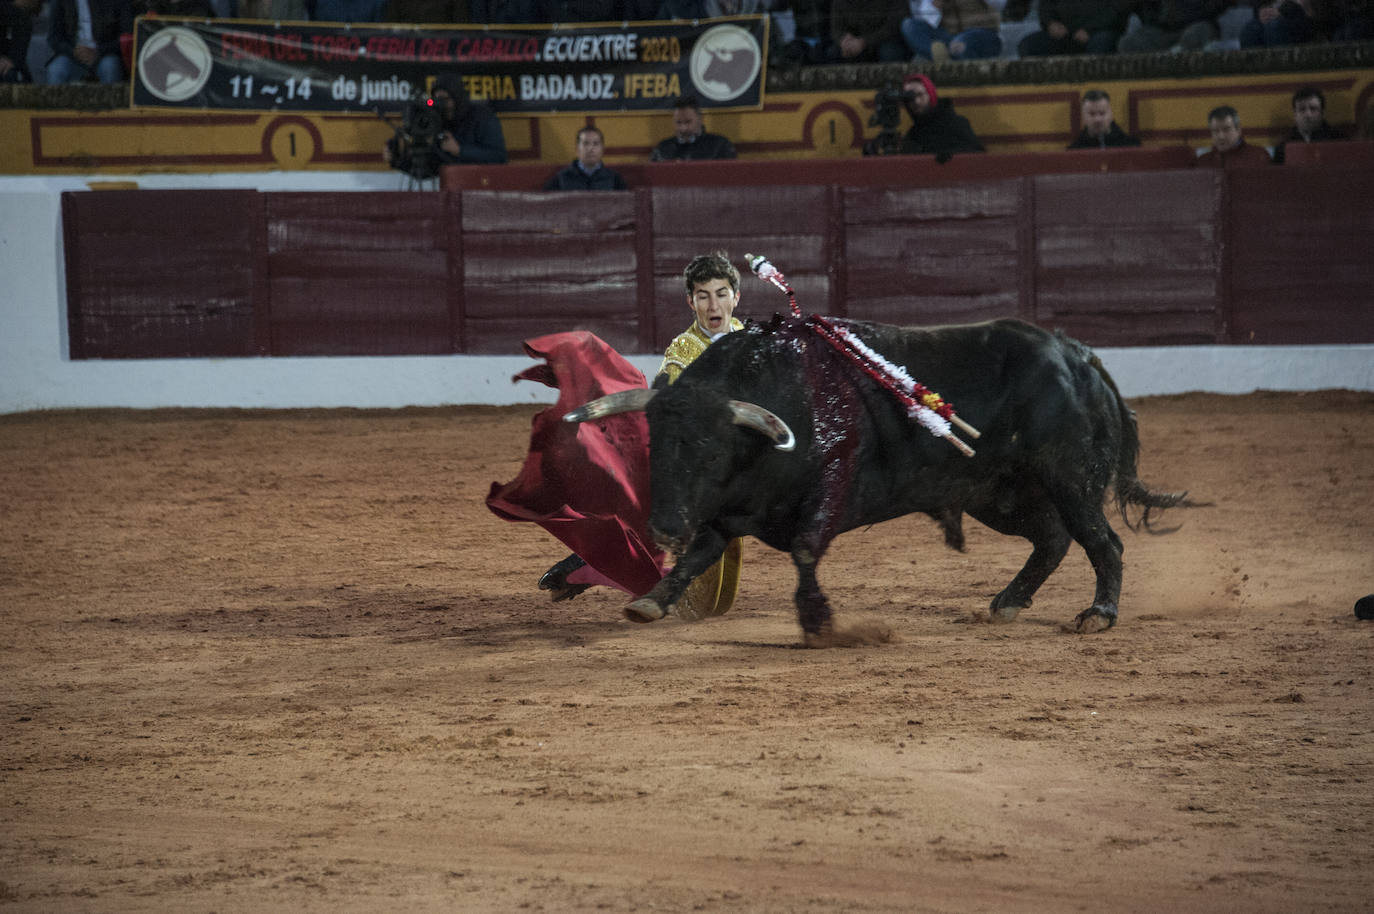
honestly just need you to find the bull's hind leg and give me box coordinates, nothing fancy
[970,496,1072,623]
[1048,489,1125,634]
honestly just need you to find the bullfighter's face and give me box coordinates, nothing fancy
[689,278,739,336]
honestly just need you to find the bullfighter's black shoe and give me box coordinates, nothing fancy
[539,553,590,602]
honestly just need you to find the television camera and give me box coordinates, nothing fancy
[863,87,914,157]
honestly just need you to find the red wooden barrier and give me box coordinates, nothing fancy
[60,159,1373,359]
[441,147,1200,192]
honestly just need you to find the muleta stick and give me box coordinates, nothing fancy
[745,253,980,457]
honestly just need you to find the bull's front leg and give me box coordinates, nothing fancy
[790,538,833,640]
[625,527,729,623]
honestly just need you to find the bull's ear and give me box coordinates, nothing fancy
[563,388,657,423]
[727,400,795,452]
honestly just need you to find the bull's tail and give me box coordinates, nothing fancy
[1081,345,1203,533]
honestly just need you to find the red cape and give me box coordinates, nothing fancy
[485,332,666,596]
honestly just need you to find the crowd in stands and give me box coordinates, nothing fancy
[5,0,1372,85]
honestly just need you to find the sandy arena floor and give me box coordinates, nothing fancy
[2,390,1372,912]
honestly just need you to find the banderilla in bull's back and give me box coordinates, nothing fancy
[566,314,1204,646]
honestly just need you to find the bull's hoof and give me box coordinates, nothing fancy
[624,598,667,624]
[1072,606,1117,634]
[989,590,1028,623]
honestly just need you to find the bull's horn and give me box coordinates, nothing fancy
[727,400,795,452]
[563,388,657,423]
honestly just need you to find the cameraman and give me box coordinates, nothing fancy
[384,73,508,175]
[897,72,984,159]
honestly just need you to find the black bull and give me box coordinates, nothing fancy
[567,317,1193,641]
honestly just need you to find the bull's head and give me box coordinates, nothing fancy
[563,390,794,452]
[565,389,794,554]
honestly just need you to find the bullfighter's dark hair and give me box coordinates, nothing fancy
[673,95,701,112]
[1292,86,1325,110]
[1208,105,1239,124]
[576,124,604,144]
[1082,88,1110,104]
[683,251,740,295]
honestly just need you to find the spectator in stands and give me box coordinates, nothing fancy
[1315,0,1373,40]
[46,0,133,84]
[1274,85,1345,163]
[385,73,508,175]
[1194,105,1273,167]
[470,0,541,21]
[133,0,213,15]
[314,0,389,19]
[1,0,40,83]
[1117,0,1230,53]
[1067,89,1142,148]
[235,0,309,17]
[650,96,738,161]
[382,0,470,21]
[1238,0,1314,46]
[1018,0,1127,56]
[545,0,617,19]
[899,72,985,157]
[545,125,629,190]
[830,0,909,62]
[901,0,1005,62]
[775,0,836,65]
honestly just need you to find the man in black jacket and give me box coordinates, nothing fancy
[384,73,508,179]
[46,0,132,84]
[1067,89,1142,149]
[544,125,628,190]
[1,0,40,83]
[898,73,985,159]
[1274,85,1346,164]
[650,96,737,162]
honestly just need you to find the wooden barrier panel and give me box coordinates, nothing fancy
[63,190,265,359]
[61,160,1374,359]
[1280,140,1374,166]
[265,192,455,356]
[1033,170,1223,346]
[460,192,644,354]
[1227,164,1374,345]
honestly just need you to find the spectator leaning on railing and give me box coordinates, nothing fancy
[1067,89,1141,148]
[1193,105,1273,167]
[650,95,738,161]
[544,125,628,190]
[1273,85,1347,163]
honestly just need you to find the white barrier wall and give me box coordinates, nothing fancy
[2,176,1372,415]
